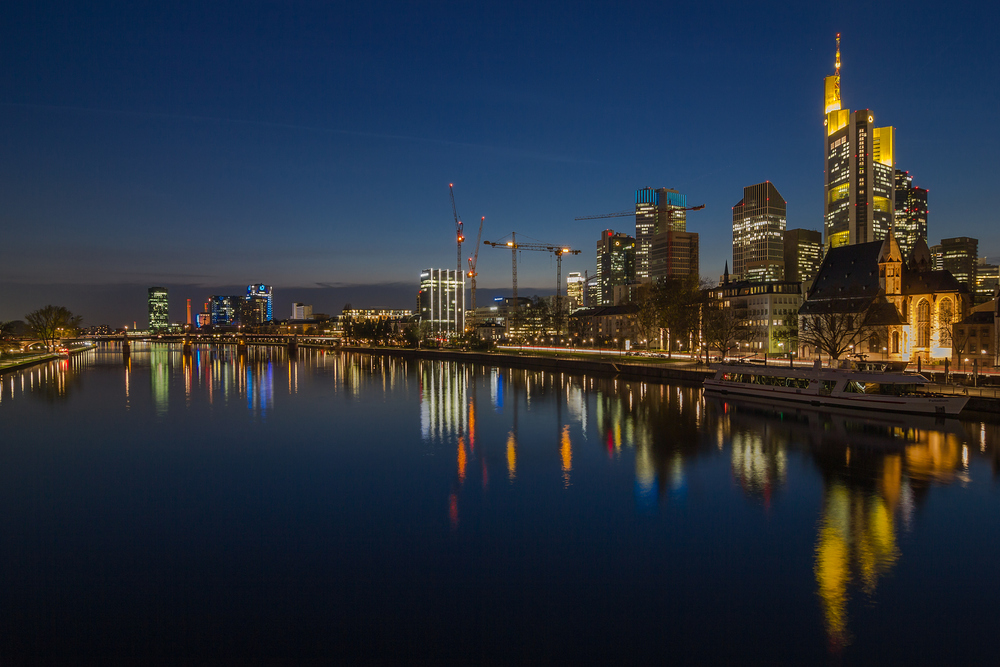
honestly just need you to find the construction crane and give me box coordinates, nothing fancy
[449,184,465,278]
[484,235,582,314]
[467,216,485,312]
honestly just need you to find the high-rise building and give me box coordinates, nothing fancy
[635,187,687,279]
[147,287,169,332]
[246,284,273,323]
[823,34,895,248]
[974,258,999,304]
[649,229,699,281]
[292,303,314,320]
[595,230,636,305]
[418,268,465,334]
[732,182,786,282]
[931,237,978,291]
[566,272,584,309]
[209,295,239,327]
[894,170,928,259]
[784,228,823,285]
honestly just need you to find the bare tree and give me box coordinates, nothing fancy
[798,305,879,361]
[25,306,81,351]
[634,284,661,350]
[703,306,751,360]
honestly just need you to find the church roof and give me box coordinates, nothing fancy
[902,269,967,295]
[805,241,883,302]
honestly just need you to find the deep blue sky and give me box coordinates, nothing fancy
[2,1,998,325]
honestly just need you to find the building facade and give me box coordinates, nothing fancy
[974,259,999,305]
[418,268,464,335]
[649,229,699,281]
[708,279,802,355]
[733,182,786,282]
[148,287,169,332]
[246,284,273,324]
[894,169,928,259]
[823,35,895,248]
[209,295,240,327]
[566,272,584,310]
[596,230,636,305]
[784,228,823,285]
[292,303,314,320]
[635,187,687,279]
[931,237,978,293]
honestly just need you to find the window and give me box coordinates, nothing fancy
[892,330,900,354]
[917,299,931,347]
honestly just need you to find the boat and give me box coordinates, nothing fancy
[703,360,968,415]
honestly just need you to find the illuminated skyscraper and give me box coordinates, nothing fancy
[209,295,239,326]
[732,182,786,282]
[784,228,823,285]
[596,230,635,305]
[147,287,169,332]
[565,272,584,309]
[635,187,687,279]
[246,283,273,323]
[931,237,978,291]
[823,34,895,248]
[418,268,465,334]
[893,169,928,259]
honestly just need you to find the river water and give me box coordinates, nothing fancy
[1,343,998,664]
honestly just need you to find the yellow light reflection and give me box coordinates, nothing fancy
[560,425,572,487]
[457,437,467,484]
[506,431,517,481]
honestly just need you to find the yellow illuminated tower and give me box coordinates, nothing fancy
[823,34,895,248]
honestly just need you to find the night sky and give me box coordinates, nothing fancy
[2,1,998,326]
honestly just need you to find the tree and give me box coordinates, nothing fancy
[25,306,81,351]
[703,306,751,360]
[798,306,874,361]
[658,277,703,357]
[634,284,661,350]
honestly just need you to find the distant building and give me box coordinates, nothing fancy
[292,303,313,320]
[196,312,211,328]
[953,302,997,369]
[596,230,635,305]
[649,229,699,282]
[568,304,639,344]
[784,228,823,285]
[974,259,999,305]
[823,35,895,248]
[733,182,786,282]
[246,284,273,324]
[635,187,688,279]
[209,295,240,327]
[931,237,977,292]
[566,272,584,310]
[147,287,169,332]
[418,268,464,334]
[894,169,928,259]
[343,308,413,321]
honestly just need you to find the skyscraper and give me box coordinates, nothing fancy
[147,287,169,332]
[565,272,584,309]
[418,268,465,334]
[784,228,823,285]
[823,34,895,248]
[596,230,635,305]
[635,187,687,279]
[732,182,786,282]
[893,169,928,259]
[649,229,699,281]
[209,295,239,326]
[246,283,273,323]
[931,237,978,291]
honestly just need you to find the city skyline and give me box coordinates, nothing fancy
[2,2,998,325]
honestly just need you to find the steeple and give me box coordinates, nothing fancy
[723,261,730,285]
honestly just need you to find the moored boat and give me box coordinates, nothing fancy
[704,360,968,415]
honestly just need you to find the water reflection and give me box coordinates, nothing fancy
[5,347,1000,661]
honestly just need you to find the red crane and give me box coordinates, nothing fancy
[467,216,485,312]
[449,184,465,278]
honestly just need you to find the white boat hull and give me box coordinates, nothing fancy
[704,380,968,415]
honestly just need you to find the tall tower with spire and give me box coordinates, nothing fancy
[823,34,896,249]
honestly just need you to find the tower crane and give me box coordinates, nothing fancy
[449,184,465,278]
[467,216,485,312]
[484,235,582,315]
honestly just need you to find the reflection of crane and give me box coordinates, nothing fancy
[484,235,581,314]
[449,184,465,277]
[467,216,485,312]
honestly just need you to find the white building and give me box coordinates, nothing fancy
[418,268,465,335]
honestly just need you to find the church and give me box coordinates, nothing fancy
[798,229,969,362]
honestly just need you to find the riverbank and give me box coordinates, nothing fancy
[0,345,92,375]
[346,346,714,384]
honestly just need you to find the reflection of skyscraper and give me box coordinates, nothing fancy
[419,361,467,442]
[148,287,169,332]
[823,35,895,248]
[150,344,170,415]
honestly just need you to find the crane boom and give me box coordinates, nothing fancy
[449,184,464,278]
[483,236,582,320]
